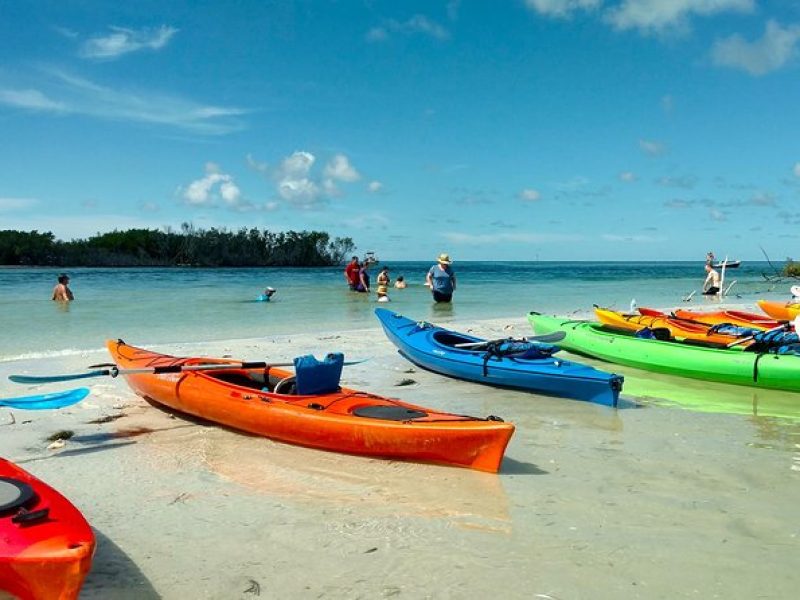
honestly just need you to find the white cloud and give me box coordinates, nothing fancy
[220,180,242,205]
[794,162,800,177]
[367,181,383,193]
[324,154,360,182]
[661,94,674,113]
[276,151,323,208]
[80,25,178,59]
[519,188,542,202]
[444,231,584,244]
[710,208,727,222]
[606,0,753,33]
[182,163,243,208]
[0,197,38,211]
[270,151,364,209]
[0,89,66,111]
[711,20,800,76]
[526,0,754,34]
[367,15,449,42]
[639,139,665,156]
[619,171,637,182]
[0,69,244,135]
[525,0,601,18]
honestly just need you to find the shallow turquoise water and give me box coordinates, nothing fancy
[0,261,788,360]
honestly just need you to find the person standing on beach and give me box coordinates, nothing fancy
[52,273,74,302]
[344,256,360,290]
[426,253,456,303]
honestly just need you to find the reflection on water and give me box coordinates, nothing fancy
[117,408,512,534]
[560,350,800,422]
[202,430,512,534]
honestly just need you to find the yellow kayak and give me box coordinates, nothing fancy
[757,300,800,321]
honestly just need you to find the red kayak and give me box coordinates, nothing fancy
[0,458,95,600]
[639,307,780,330]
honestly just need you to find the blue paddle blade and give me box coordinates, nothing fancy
[9,370,108,384]
[0,388,90,410]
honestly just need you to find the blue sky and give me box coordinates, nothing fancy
[1,0,799,261]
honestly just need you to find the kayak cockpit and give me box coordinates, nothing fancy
[204,369,301,395]
[431,330,481,349]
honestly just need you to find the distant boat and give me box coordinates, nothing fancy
[363,251,379,265]
[712,260,741,269]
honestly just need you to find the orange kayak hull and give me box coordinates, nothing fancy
[671,308,780,330]
[594,307,737,346]
[0,459,95,600]
[107,340,514,473]
[757,300,800,322]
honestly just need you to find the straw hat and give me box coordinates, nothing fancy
[437,253,452,265]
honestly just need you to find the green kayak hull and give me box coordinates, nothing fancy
[528,312,800,392]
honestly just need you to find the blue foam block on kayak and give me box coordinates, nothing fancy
[294,353,344,395]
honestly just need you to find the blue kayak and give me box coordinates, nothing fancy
[375,308,623,406]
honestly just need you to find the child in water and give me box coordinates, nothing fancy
[376,267,390,302]
[259,287,276,301]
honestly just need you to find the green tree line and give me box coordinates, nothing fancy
[0,225,355,267]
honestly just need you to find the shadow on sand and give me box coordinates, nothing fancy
[16,441,137,464]
[500,456,548,475]
[81,530,160,600]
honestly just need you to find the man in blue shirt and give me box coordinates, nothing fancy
[426,253,456,303]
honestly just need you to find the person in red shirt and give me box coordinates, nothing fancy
[344,256,360,290]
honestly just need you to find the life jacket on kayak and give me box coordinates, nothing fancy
[478,340,560,376]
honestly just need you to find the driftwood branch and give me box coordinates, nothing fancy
[760,246,800,283]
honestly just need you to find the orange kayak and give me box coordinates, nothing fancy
[107,340,515,473]
[656,308,780,330]
[757,300,800,322]
[594,307,740,346]
[0,458,95,600]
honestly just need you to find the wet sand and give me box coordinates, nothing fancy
[1,313,799,599]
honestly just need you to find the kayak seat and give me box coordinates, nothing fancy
[273,376,297,395]
[0,477,35,513]
[293,353,344,395]
[352,405,428,421]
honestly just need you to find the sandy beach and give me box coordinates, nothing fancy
[1,309,799,599]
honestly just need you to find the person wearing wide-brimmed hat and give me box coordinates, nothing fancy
[426,253,456,303]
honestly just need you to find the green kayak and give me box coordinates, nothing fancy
[528,312,800,392]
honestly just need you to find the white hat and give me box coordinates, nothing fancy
[791,285,800,298]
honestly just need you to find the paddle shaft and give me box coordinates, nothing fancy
[455,331,566,349]
[9,360,364,385]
